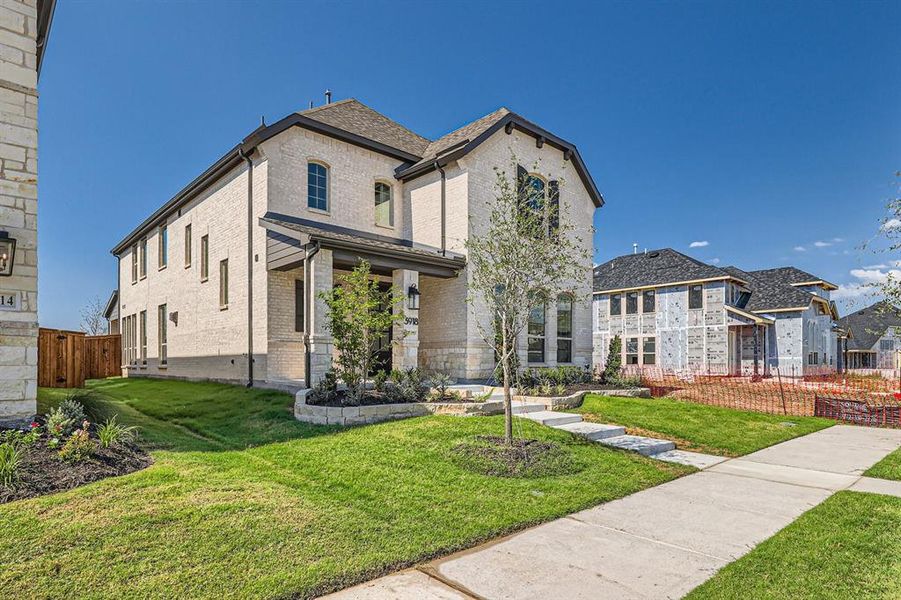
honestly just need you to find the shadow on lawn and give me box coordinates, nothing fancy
[37,378,336,454]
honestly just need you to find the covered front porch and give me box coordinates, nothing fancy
[260,212,466,387]
[726,305,773,377]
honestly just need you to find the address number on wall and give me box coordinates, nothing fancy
[0,291,20,311]
[404,317,419,326]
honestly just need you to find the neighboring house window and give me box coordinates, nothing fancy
[139,238,147,279]
[200,235,209,281]
[219,259,229,308]
[689,284,703,309]
[374,182,393,227]
[295,280,304,332]
[139,310,147,364]
[643,289,655,313]
[158,304,168,365]
[158,224,168,269]
[184,224,192,268]
[625,337,639,365]
[131,244,138,283]
[626,291,639,315]
[307,162,328,211]
[528,303,546,363]
[880,339,895,351]
[643,337,656,365]
[557,295,573,363]
[610,294,622,316]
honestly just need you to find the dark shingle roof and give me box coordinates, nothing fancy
[301,99,431,157]
[838,301,901,351]
[748,266,837,290]
[401,108,511,172]
[593,249,731,292]
[721,266,817,312]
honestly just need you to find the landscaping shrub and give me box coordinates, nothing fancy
[45,407,74,441]
[58,425,96,463]
[96,416,139,448]
[58,394,88,424]
[0,441,21,486]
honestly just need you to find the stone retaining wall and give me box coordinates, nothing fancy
[514,388,652,410]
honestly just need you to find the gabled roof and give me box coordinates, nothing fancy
[593,249,734,293]
[750,266,838,291]
[112,99,603,255]
[838,301,901,351]
[301,99,431,157]
[102,290,118,320]
[720,266,819,312]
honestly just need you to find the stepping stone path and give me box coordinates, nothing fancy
[513,401,722,468]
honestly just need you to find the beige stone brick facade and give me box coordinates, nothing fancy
[113,102,600,387]
[0,0,43,427]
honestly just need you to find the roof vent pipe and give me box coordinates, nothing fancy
[325,89,332,104]
[632,243,638,255]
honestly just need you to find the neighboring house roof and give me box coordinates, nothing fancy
[102,290,118,320]
[838,301,901,351]
[750,266,838,292]
[111,99,603,255]
[301,99,431,157]
[593,249,734,293]
[720,266,820,312]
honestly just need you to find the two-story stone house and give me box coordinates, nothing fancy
[838,301,901,370]
[111,98,602,387]
[592,249,839,376]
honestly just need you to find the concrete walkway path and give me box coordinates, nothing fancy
[324,425,901,600]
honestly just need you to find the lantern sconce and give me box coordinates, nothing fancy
[407,284,421,311]
[0,231,16,277]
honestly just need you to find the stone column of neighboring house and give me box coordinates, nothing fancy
[307,248,333,385]
[0,1,40,427]
[392,268,419,371]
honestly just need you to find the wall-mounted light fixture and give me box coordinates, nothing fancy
[407,284,420,311]
[0,232,16,277]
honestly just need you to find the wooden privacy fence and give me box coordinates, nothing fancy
[38,328,121,388]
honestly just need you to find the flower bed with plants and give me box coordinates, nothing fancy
[516,365,644,397]
[0,394,152,504]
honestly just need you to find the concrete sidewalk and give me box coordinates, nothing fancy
[325,425,901,600]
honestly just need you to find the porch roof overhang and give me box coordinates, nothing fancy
[259,212,466,278]
[726,305,775,325]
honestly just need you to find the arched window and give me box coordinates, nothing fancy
[374,182,393,227]
[307,162,328,211]
[525,174,546,212]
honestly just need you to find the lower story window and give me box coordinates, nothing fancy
[643,337,656,365]
[158,304,168,365]
[528,304,546,363]
[556,294,573,363]
[625,337,639,365]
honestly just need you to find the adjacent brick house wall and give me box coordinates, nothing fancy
[0,0,43,426]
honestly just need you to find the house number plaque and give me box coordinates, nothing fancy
[0,291,20,311]
[404,316,419,326]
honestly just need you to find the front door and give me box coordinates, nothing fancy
[371,282,393,375]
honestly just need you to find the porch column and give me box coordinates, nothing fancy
[392,269,419,371]
[753,325,760,377]
[307,248,333,386]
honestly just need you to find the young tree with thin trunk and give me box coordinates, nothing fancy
[321,260,403,403]
[465,155,592,445]
[80,295,107,336]
[869,173,901,307]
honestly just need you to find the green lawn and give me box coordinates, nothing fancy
[687,491,901,599]
[571,394,834,456]
[1,379,691,599]
[865,446,901,481]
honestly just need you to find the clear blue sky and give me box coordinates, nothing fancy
[37,1,900,329]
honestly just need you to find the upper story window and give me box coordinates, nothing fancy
[374,182,393,227]
[184,224,192,268]
[880,339,895,351]
[200,234,209,282]
[643,289,656,313]
[626,291,639,315]
[158,224,168,269]
[307,162,329,211]
[524,174,546,212]
[610,294,622,316]
[689,284,703,310]
[139,238,147,279]
[131,244,138,283]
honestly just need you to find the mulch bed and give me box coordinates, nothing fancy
[451,435,581,478]
[522,383,638,397]
[1,438,153,504]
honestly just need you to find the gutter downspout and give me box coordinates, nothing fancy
[434,161,446,256]
[239,147,254,387]
[303,241,322,388]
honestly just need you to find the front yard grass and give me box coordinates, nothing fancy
[1,378,690,599]
[687,491,901,599]
[865,446,901,481]
[571,394,834,456]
